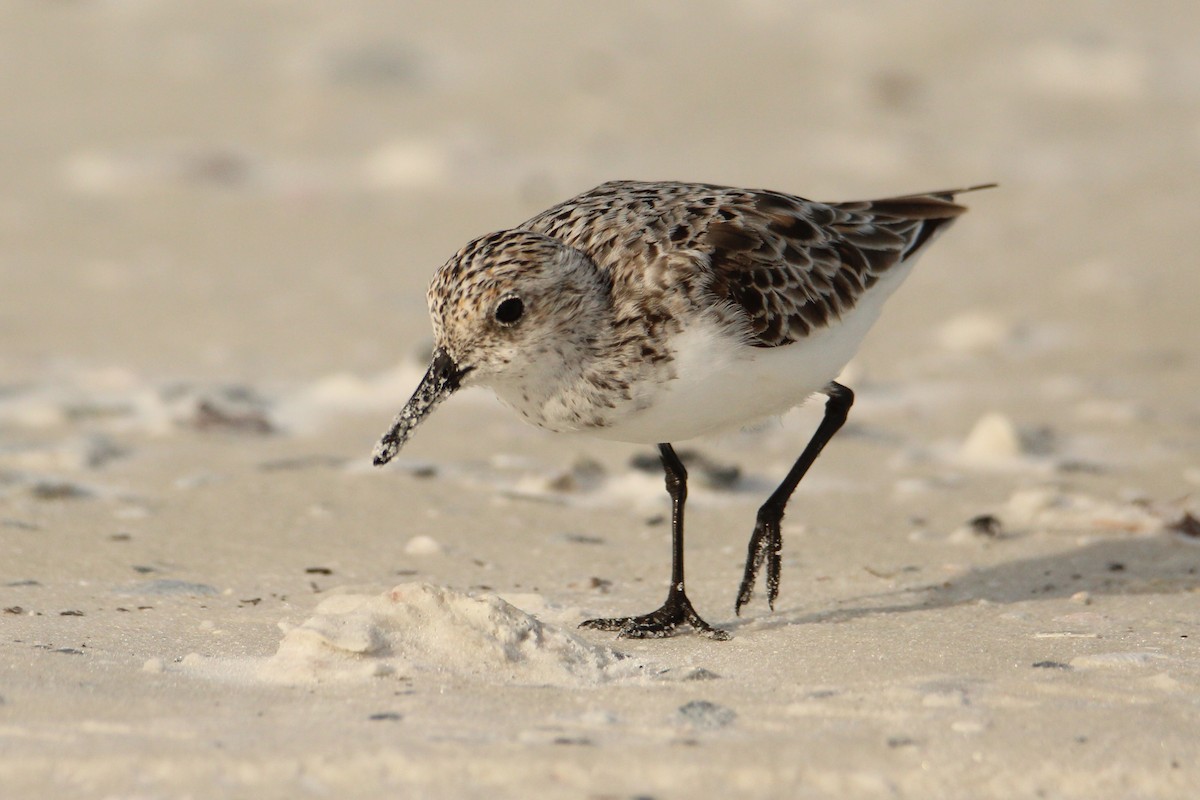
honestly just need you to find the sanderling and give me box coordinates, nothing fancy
[374,180,993,639]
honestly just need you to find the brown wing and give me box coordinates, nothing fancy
[701,185,991,347]
[522,180,992,348]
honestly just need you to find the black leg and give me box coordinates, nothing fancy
[736,382,854,615]
[580,443,729,640]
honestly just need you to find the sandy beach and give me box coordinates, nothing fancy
[3,2,1199,797]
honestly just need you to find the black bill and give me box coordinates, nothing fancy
[372,348,466,466]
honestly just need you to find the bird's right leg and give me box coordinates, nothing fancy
[581,443,729,640]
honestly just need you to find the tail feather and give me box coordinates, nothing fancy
[871,183,996,259]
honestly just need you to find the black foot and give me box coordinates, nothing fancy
[580,589,731,640]
[735,513,782,615]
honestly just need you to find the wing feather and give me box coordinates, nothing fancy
[522,181,992,348]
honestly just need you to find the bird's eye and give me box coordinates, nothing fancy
[494,296,525,326]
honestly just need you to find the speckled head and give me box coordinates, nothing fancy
[373,229,608,464]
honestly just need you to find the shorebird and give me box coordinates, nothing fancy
[374,180,992,638]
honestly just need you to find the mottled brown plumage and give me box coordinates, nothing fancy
[375,179,992,639]
[523,180,983,348]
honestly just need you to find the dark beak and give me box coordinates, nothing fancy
[372,348,467,466]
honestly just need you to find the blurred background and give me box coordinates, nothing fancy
[3,9,1199,792]
[1,1,1197,399]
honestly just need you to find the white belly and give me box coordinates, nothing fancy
[590,265,913,444]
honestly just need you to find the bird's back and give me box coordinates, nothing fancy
[523,180,988,349]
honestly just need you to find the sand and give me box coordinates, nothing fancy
[2,2,1199,798]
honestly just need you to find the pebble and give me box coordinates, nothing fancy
[404,535,442,556]
[960,412,1024,465]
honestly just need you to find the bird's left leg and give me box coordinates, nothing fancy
[736,382,854,615]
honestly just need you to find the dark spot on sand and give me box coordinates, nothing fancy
[968,514,1004,537]
[677,700,736,729]
[562,533,605,545]
[1168,512,1200,538]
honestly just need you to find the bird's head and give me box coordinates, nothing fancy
[372,229,607,465]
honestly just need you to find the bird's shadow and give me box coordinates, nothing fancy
[729,534,1200,632]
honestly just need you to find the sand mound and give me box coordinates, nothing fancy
[258,583,656,686]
